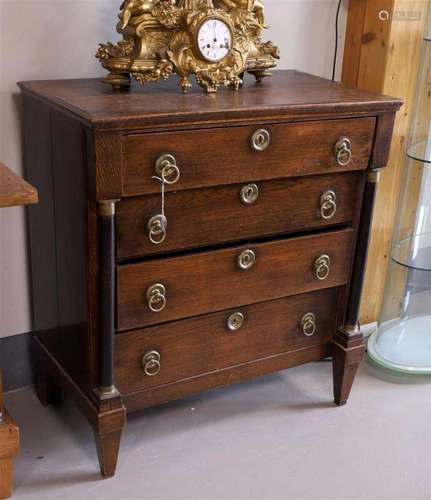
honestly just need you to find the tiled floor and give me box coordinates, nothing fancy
[5,359,431,500]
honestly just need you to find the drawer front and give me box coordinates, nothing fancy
[115,288,338,394]
[117,171,364,259]
[117,228,354,330]
[122,118,375,196]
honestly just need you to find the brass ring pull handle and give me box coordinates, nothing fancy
[238,249,256,270]
[240,184,259,205]
[334,137,352,167]
[314,254,331,281]
[142,350,161,377]
[147,214,167,245]
[300,313,317,337]
[227,312,245,331]
[155,153,181,185]
[320,190,337,220]
[251,129,270,152]
[146,283,167,313]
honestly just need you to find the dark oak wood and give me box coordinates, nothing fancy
[370,112,397,170]
[332,331,365,406]
[118,171,364,259]
[94,134,123,201]
[18,71,401,131]
[123,117,375,197]
[34,337,126,477]
[20,71,400,478]
[118,228,354,330]
[123,343,332,412]
[115,288,337,395]
[94,430,123,479]
[0,163,38,208]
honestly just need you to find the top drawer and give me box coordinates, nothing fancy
[122,117,376,197]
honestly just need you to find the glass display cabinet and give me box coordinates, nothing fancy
[368,37,431,374]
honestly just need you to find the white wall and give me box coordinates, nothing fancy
[0,0,347,338]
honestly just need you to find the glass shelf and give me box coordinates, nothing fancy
[368,32,431,375]
[368,315,431,374]
[391,233,431,271]
[407,141,431,164]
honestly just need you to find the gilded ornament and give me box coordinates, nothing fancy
[96,0,279,93]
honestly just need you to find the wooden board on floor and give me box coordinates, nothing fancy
[0,373,20,499]
[0,162,38,208]
[0,164,37,497]
[342,0,430,324]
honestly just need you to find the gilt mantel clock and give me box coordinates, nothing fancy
[96,0,280,93]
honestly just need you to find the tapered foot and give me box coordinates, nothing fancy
[332,328,365,406]
[94,429,123,478]
[92,392,126,479]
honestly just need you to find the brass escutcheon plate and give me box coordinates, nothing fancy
[227,312,245,331]
[251,129,270,152]
[240,183,260,205]
[238,249,256,270]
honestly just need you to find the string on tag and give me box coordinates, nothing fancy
[152,175,166,230]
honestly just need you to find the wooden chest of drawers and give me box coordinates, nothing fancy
[20,71,401,478]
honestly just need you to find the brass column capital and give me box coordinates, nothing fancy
[98,199,120,216]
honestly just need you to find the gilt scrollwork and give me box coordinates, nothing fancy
[96,0,279,93]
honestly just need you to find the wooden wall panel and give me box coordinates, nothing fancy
[342,0,430,324]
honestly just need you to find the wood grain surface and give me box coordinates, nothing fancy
[117,228,354,330]
[122,117,375,196]
[115,288,338,394]
[20,70,401,477]
[342,0,429,323]
[18,71,401,131]
[117,171,365,259]
[0,163,38,208]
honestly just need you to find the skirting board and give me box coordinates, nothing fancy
[0,332,35,391]
[1,324,379,392]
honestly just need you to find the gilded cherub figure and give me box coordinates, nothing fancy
[178,0,214,10]
[119,0,155,29]
[119,0,178,30]
[216,0,265,27]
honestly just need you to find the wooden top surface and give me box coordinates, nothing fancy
[0,163,38,208]
[18,70,402,131]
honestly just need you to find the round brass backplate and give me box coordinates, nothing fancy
[227,312,245,331]
[238,249,256,270]
[251,129,270,152]
[240,184,260,205]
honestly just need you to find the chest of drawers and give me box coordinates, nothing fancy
[20,71,401,478]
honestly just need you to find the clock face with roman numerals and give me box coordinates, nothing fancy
[197,18,233,63]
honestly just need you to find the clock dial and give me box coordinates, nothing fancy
[197,18,232,62]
